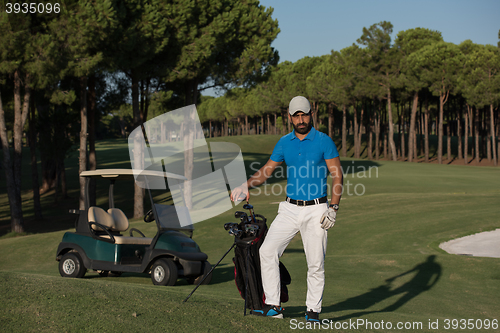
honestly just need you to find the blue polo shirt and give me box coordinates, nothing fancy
[270,127,339,201]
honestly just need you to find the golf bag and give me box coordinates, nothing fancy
[232,213,291,312]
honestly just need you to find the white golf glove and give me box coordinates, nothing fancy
[320,208,337,230]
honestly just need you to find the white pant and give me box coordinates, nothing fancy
[259,201,328,313]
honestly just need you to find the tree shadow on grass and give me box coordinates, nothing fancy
[285,255,441,319]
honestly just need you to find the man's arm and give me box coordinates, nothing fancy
[326,157,343,206]
[230,159,282,202]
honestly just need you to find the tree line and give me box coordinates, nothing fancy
[198,22,500,169]
[0,0,279,233]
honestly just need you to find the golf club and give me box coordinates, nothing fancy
[224,222,238,231]
[243,203,256,223]
[183,241,236,303]
[229,227,243,238]
[235,211,249,223]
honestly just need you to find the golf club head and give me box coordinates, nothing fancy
[229,227,243,237]
[245,224,259,237]
[234,211,248,219]
[224,222,238,231]
[243,204,256,223]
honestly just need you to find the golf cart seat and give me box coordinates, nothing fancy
[88,207,152,245]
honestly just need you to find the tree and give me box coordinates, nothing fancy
[470,45,500,166]
[162,0,279,104]
[253,62,294,134]
[459,42,500,165]
[287,56,322,125]
[0,6,65,232]
[408,42,463,164]
[357,21,399,161]
[251,78,282,135]
[47,0,118,210]
[307,53,351,152]
[396,28,443,162]
[153,0,280,209]
[105,0,170,216]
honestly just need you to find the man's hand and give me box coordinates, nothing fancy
[230,185,249,202]
[320,208,337,230]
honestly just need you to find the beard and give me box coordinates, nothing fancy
[292,119,313,135]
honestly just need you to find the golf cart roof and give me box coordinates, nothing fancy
[80,169,187,181]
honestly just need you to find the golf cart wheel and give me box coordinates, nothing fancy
[191,261,213,285]
[151,258,178,286]
[59,253,86,278]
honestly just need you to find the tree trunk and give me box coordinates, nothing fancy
[183,108,195,210]
[357,106,364,159]
[375,103,381,160]
[88,76,97,207]
[29,92,42,220]
[328,103,334,139]
[10,71,32,233]
[342,105,347,158]
[419,101,424,157]
[285,108,290,133]
[387,90,397,161]
[437,91,449,164]
[60,159,67,198]
[79,76,88,210]
[131,71,145,217]
[353,104,358,158]
[474,107,480,164]
[312,101,318,128]
[384,133,388,159]
[456,107,462,160]
[267,113,270,135]
[245,115,249,135]
[181,79,199,211]
[408,92,419,162]
[414,125,418,160]
[490,104,497,166]
[399,103,405,161]
[464,108,468,164]
[446,120,452,161]
[0,84,25,233]
[273,112,277,135]
[367,109,373,160]
[424,98,430,163]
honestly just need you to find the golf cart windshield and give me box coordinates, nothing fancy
[153,204,193,231]
[79,169,194,232]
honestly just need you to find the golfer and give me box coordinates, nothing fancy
[231,96,343,322]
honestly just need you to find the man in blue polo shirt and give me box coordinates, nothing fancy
[231,96,343,322]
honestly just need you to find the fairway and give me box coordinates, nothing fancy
[0,136,499,332]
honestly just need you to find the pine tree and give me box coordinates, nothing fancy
[396,28,443,162]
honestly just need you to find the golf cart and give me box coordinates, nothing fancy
[56,169,212,286]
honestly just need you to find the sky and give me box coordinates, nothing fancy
[259,0,500,63]
[206,0,499,96]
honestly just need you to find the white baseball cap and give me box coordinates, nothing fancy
[289,96,311,115]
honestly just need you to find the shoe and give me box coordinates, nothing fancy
[305,310,319,322]
[251,304,284,318]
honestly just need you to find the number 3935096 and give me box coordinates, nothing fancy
[6,3,61,14]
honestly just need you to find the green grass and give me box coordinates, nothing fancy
[1,135,500,332]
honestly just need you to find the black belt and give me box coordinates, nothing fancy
[285,196,327,206]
